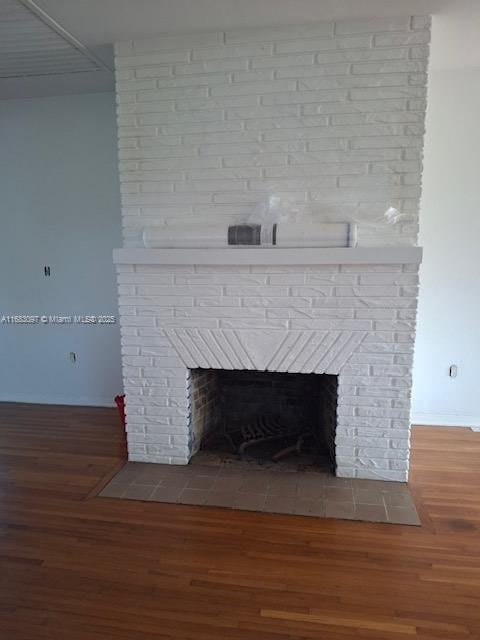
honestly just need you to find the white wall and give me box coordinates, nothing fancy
[412,68,480,427]
[0,92,123,406]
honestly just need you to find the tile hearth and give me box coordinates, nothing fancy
[100,457,420,526]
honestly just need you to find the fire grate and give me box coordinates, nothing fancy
[231,415,306,459]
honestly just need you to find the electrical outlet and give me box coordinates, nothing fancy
[69,352,76,363]
[44,266,51,276]
[449,365,457,378]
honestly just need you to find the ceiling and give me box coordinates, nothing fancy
[0,0,105,77]
[28,0,449,44]
[1,0,479,99]
[0,0,113,98]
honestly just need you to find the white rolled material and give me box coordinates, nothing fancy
[143,222,354,248]
[275,222,352,248]
[143,225,227,248]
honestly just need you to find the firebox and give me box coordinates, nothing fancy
[189,368,338,469]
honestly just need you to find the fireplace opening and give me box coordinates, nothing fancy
[188,368,338,472]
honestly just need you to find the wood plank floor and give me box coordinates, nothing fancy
[0,403,479,639]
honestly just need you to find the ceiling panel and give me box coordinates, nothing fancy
[33,0,480,71]
[0,0,107,78]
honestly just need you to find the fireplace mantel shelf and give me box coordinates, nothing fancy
[113,246,422,266]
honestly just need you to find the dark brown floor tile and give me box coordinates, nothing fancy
[325,501,356,520]
[297,474,325,498]
[123,484,156,501]
[298,486,325,500]
[189,453,222,467]
[160,475,189,490]
[186,474,217,491]
[303,467,331,478]
[219,466,248,478]
[353,488,384,505]
[234,492,266,512]
[272,467,299,474]
[380,481,410,494]
[268,473,298,496]
[110,464,143,484]
[387,506,421,526]
[324,476,352,488]
[179,488,210,505]
[239,472,272,493]
[351,478,390,491]
[214,475,245,492]
[162,465,191,477]
[294,498,326,517]
[297,471,326,485]
[351,479,412,499]
[205,491,236,508]
[151,485,182,503]
[188,464,221,477]
[120,462,145,471]
[325,487,354,502]
[382,492,415,508]
[354,504,388,523]
[100,483,128,498]
[132,465,168,485]
[264,495,297,515]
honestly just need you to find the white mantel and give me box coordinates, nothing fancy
[113,246,423,266]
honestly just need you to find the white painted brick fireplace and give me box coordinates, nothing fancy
[113,16,430,481]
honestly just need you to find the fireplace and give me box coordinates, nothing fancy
[112,15,430,483]
[114,247,421,482]
[189,368,338,468]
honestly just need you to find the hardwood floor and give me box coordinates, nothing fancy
[1,403,479,639]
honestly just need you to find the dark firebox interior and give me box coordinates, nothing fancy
[190,368,338,469]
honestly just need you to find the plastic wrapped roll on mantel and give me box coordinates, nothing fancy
[143,222,354,249]
[143,225,227,248]
[275,222,352,247]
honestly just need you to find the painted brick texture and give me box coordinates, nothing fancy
[113,16,429,481]
[114,16,430,248]
[118,262,418,481]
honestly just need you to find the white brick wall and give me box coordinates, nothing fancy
[114,16,430,248]
[118,261,418,481]
[113,17,429,482]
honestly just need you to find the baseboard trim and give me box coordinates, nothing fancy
[0,394,116,408]
[412,413,480,429]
